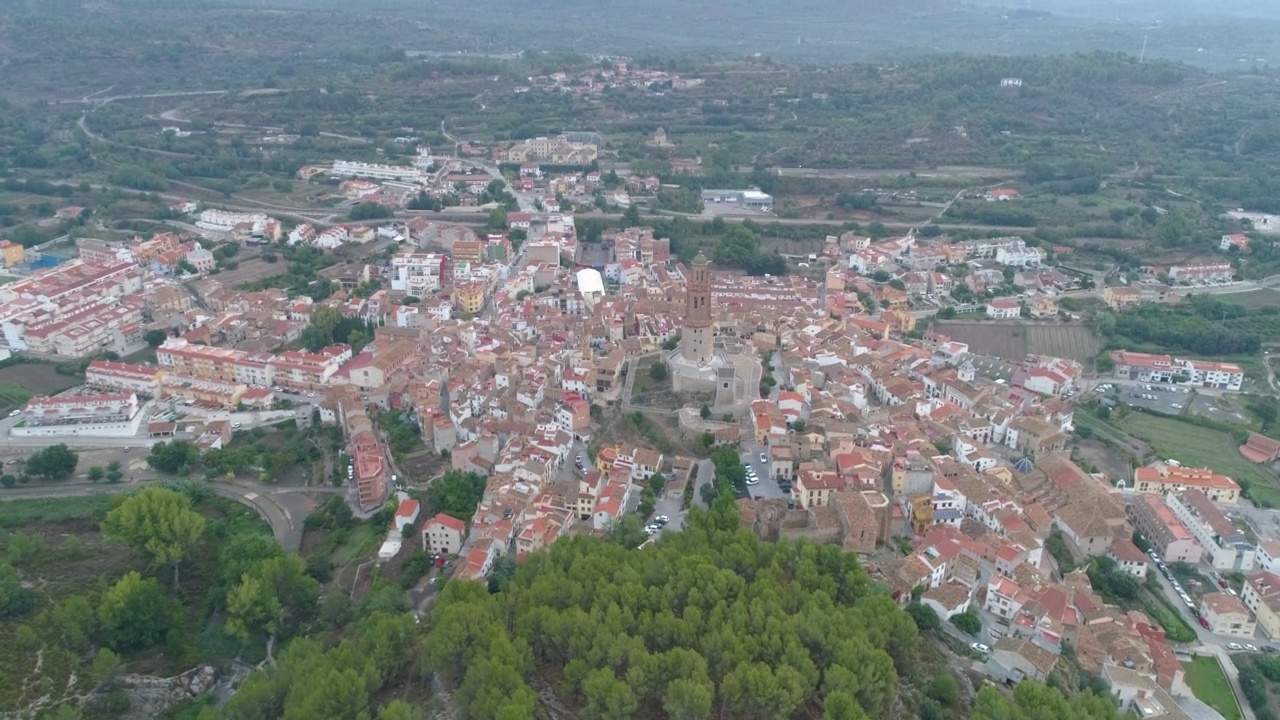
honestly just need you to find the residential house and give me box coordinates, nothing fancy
[423,513,466,556]
[986,298,1021,319]
[1200,591,1256,638]
[1243,571,1280,640]
[1107,538,1149,579]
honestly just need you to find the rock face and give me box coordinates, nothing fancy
[113,665,217,719]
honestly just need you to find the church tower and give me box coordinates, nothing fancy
[681,252,714,365]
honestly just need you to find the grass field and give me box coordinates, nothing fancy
[1183,655,1243,720]
[1120,413,1280,507]
[0,493,117,528]
[1220,289,1280,310]
[0,363,79,410]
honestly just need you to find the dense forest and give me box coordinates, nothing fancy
[417,498,1130,720]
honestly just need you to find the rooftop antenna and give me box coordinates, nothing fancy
[1140,35,1148,64]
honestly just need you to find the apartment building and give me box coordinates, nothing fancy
[1127,493,1203,564]
[390,252,447,295]
[86,360,163,395]
[16,392,145,438]
[1133,464,1241,504]
[196,209,268,233]
[160,374,248,409]
[1166,490,1255,572]
[157,338,250,383]
[24,392,139,425]
[453,281,485,316]
[1243,571,1280,640]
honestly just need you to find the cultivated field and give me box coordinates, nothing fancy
[932,321,1100,365]
[0,363,79,410]
[213,255,286,287]
[1120,412,1280,508]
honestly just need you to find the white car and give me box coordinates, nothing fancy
[970,642,990,654]
[759,452,768,464]
[1247,644,1260,652]
[1228,642,1243,651]
[745,476,760,486]
[6,409,19,417]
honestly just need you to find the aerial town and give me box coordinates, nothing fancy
[1,135,1276,716]
[10,10,1280,713]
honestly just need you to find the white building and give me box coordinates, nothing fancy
[196,209,269,232]
[1183,360,1244,391]
[330,160,424,183]
[390,253,446,294]
[986,298,1021,319]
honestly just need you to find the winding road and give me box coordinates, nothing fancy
[0,477,342,551]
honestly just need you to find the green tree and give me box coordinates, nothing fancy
[649,361,669,381]
[663,678,713,720]
[488,206,508,229]
[583,668,638,719]
[101,486,207,585]
[348,201,392,221]
[426,470,487,522]
[97,571,174,651]
[823,692,869,720]
[91,647,124,685]
[714,225,760,268]
[951,607,981,635]
[87,465,105,483]
[145,440,199,474]
[105,460,123,483]
[225,573,282,644]
[52,594,98,651]
[24,444,79,480]
[378,700,417,720]
[906,602,941,632]
[145,329,168,347]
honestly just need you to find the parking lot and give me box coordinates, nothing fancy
[1104,380,1191,415]
[738,446,790,501]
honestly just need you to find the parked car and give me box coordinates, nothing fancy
[970,642,990,655]
[759,452,768,464]
[1227,642,1243,651]
[1246,644,1259,652]
[1199,617,1211,629]
[745,476,760,486]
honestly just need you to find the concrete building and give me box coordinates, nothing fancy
[1134,464,1241,504]
[1200,591,1256,638]
[1127,493,1203,565]
[85,360,163,395]
[15,392,145,437]
[1166,490,1254,572]
[1242,571,1280,640]
[700,188,773,212]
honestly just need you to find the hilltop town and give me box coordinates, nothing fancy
[2,172,1279,717]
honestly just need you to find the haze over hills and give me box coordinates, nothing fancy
[1,0,1276,69]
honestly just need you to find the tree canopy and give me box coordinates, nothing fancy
[426,470,487,522]
[147,440,200,474]
[422,498,1126,720]
[24,444,78,481]
[101,486,207,585]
